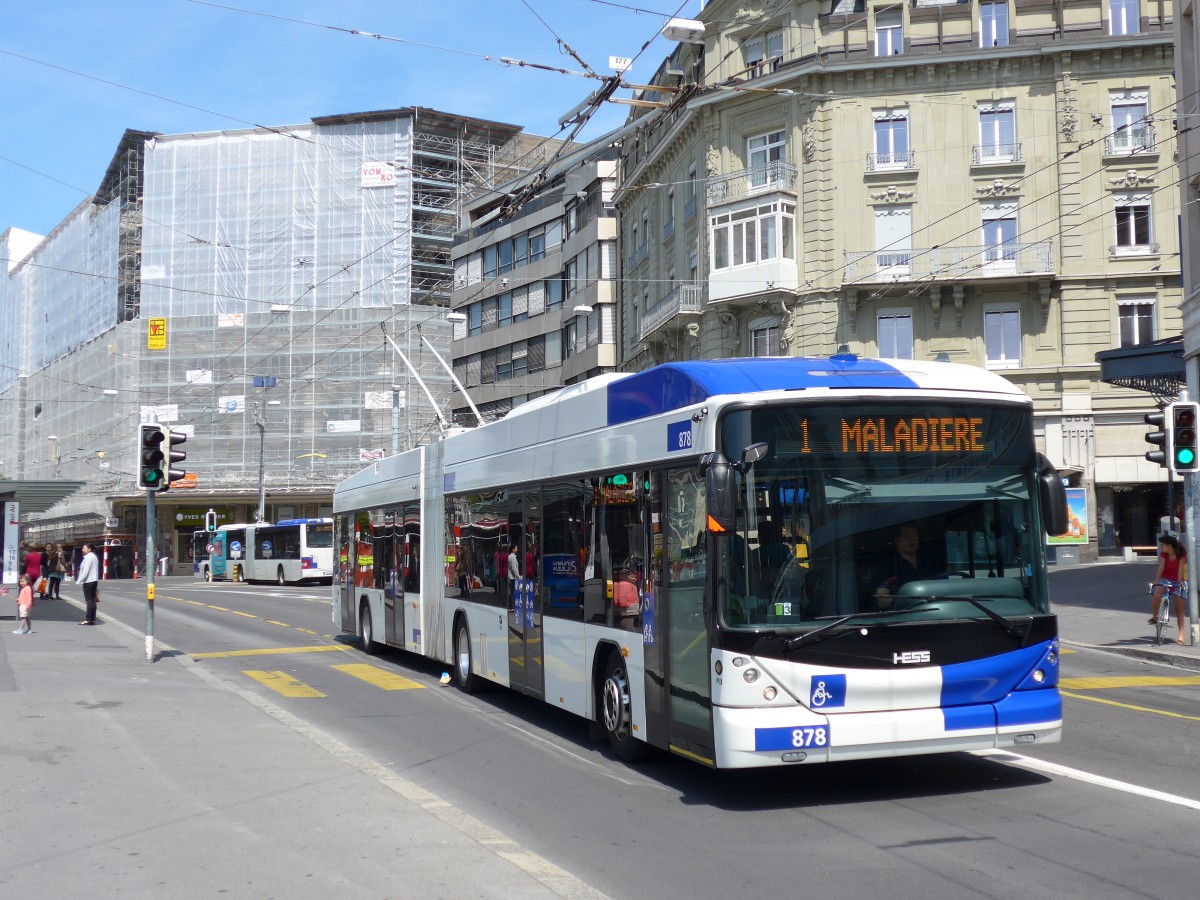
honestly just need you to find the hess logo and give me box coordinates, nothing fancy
[893,650,931,665]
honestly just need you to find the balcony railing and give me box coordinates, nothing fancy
[972,142,1023,165]
[1110,242,1161,256]
[866,149,917,172]
[683,195,698,222]
[1104,125,1157,155]
[843,241,1053,282]
[662,218,676,242]
[638,282,704,342]
[706,161,798,207]
[625,241,649,271]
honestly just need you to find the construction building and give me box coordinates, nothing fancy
[0,108,551,574]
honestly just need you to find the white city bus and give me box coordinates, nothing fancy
[243,518,334,585]
[333,356,1068,769]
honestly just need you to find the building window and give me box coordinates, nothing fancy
[742,28,784,77]
[979,1,1009,47]
[873,204,912,274]
[1109,90,1151,153]
[1113,191,1152,253]
[709,200,796,270]
[984,308,1021,369]
[978,102,1017,163]
[498,292,513,329]
[981,200,1018,270]
[875,9,903,56]
[1118,300,1154,347]
[872,109,910,170]
[483,245,498,279]
[750,319,782,356]
[468,303,482,337]
[747,130,786,187]
[877,310,914,359]
[1110,0,1140,34]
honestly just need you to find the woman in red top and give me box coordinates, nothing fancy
[1150,534,1188,644]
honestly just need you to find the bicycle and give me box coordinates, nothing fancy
[1149,579,1187,646]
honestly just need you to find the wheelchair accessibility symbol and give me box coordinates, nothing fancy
[809,674,846,709]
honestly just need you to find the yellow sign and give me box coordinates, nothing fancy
[148,317,167,350]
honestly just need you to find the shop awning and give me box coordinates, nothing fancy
[1096,337,1185,403]
[0,481,86,514]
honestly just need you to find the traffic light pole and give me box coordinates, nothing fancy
[145,488,156,662]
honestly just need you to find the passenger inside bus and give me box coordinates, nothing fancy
[613,564,640,631]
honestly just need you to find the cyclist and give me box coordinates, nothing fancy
[1150,533,1188,645]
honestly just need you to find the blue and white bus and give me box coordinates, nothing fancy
[242,519,334,585]
[333,356,1068,769]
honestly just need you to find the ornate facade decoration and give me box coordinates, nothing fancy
[1059,71,1079,143]
[976,179,1020,197]
[869,186,914,202]
[705,146,720,178]
[1109,169,1156,188]
[802,122,817,163]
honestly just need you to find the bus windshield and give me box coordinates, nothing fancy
[717,401,1048,631]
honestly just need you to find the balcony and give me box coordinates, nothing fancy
[1104,125,1157,156]
[843,241,1053,283]
[972,142,1023,165]
[662,218,676,242]
[866,149,917,173]
[638,282,704,342]
[625,241,649,272]
[706,162,798,208]
[683,195,698,222]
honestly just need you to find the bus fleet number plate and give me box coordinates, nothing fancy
[754,725,830,751]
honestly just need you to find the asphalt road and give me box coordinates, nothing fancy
[79,575,1200,900]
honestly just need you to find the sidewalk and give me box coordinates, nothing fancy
[0,592,601,899]
[1050,558,1200,671]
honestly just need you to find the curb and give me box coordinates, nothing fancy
[1061,639,1200,672]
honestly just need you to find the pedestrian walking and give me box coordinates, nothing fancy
[23,544,44,598]
[75,542,100,625]
[46,543,65,599]
[12,575,32,634]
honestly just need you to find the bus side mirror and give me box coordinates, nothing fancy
[705,458,737,534]
[1037,454,1069,536]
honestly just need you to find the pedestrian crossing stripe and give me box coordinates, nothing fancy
[1060,675,1200,690]
[243,670,326,698]
[331,664,426,690]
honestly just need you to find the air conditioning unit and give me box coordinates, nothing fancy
[662,17,705,44]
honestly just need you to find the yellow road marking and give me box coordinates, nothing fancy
[208,605,229,611]
[243,670,325,698]
[184,599,206,606]
[191,645,350,660]
[332,664,426,691]
[265,619,290,627]
[1060,675,1200,690]
[1061,690,1200,722]
[230,610,257,619]
[295,628,316,635]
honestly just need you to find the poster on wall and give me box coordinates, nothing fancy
[1047,487,1088,545]
[3,502,19,585]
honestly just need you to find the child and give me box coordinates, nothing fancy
[13,574,32,634]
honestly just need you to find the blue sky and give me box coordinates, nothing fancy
[1,0,699,238]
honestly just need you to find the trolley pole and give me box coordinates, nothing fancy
[145,488,156,662]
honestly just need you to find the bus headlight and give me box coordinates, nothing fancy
[743,668,759,683]
[1046,649,1058,666]
[763,686,777,701]
[1031,669,1045,684]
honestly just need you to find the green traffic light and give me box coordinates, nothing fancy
[1178,448,1196,466]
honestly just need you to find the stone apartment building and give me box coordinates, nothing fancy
[618,0,1180,554]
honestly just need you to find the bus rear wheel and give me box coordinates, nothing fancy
[453,619,479,693]
[600,651,650,763]
[204,566,212,583]
[359,601,375,654]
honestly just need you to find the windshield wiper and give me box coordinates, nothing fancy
[784,605,939,650]
[904,595,1029,640]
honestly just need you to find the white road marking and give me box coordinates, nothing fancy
[975,749,1200,811]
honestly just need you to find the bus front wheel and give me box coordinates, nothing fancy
[277,566,286,586]
[600,651,650,763]
[359,601,375,654]
[204,566,212,583]
[453,619,479,693]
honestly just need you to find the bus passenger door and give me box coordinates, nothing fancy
[506,490,544,699]
[665,469,714,762]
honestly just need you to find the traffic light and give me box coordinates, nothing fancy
[1171,401,1200,473]
[163,429,188,491]
[138,424,167,490]
[205,509,217,532]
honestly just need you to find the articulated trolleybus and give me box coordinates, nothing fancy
[333,356,1068,769]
